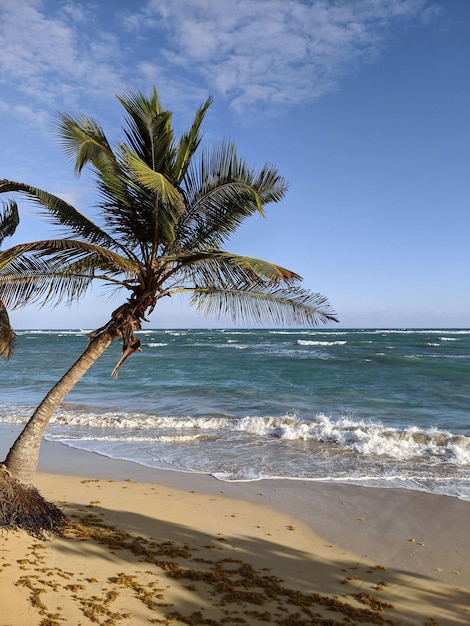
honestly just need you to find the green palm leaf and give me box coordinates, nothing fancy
[0,240,140,309]
[55,114,136,240]
[0,200,19,246]
[0,239,138,273]
[117,88,175,174]
[173,96,213,182]
[178,141,287,247]
[0,267,93,310]
[167,250,302,289]
[122,146,184,246]
[0,180,118,249]
[122,147,182,207]
[55,112,114,175]
[190,285,338,327]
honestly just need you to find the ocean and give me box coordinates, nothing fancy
[1,328,469,499]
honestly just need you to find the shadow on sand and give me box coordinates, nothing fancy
[11,497,464,626]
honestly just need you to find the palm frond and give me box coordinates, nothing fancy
[122,147,184,246]
[55,114,134,227]
[0,180,118,248]
[0,239,139,276]
[167,250,302,288]
[0,267,94,310]
[0,200,19,247]
[178,141,288,248]
[117,88,175,174]
[122,148,182,206]
[252,164,290,204]
[173,96,213,183]
[0,302,16,360]
[189,285,338,327]
[55,112,113,175]
[0,239,140,309]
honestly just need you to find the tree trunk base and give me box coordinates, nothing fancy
[0,466,68,538]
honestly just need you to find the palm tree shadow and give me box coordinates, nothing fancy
[45,499,469,626]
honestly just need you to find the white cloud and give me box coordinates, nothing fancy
[138,0,429,113]
[0,0,124,112]
[0,98,49,128]
[0,0,432,125]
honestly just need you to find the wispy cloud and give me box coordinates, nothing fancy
[0,0,431,124]
[0,1,124,113]
[134,0,430,113]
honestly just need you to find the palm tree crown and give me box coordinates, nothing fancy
[0,87,337,374]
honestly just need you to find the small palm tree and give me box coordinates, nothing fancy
[0,87,337,485]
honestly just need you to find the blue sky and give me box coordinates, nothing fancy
[0,0,469,329]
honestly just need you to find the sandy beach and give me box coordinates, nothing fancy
[0,428,469,625]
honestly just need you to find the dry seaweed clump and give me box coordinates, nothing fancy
[354,593,393,612]
[0,467,68,538]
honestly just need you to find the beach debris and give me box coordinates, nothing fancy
[354,592,394,612]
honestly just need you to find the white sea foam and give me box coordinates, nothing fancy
[269,330,315,335]
[48,433,202,443]
[25,410,469,467]
[297,340,347,346]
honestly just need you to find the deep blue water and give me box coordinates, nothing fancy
[1,328,469,498]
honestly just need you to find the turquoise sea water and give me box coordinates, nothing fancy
[1,328,469,499]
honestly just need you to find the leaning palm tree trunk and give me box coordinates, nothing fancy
[4,331,115,483]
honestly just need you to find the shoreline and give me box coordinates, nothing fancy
[1,426,469,624]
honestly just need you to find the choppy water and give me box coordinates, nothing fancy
[1,328,469,499]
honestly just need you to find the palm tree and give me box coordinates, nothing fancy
[0,87,337,485]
